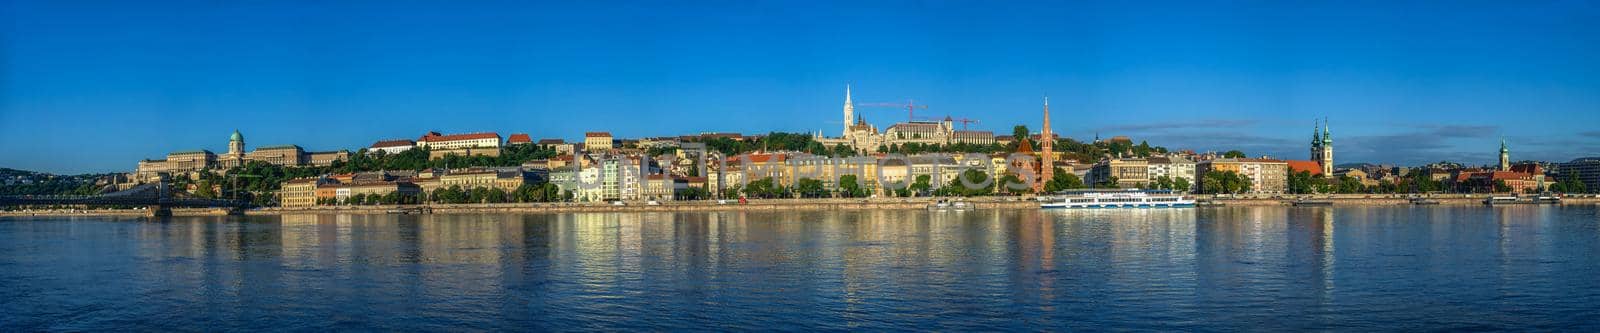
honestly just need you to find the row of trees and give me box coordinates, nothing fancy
[318,192,422,205]
[332,144,559,174]
[1285,169,1595,195]
[1202,171,1254,194]
[727,168,1109,199]
[428,183,569,204]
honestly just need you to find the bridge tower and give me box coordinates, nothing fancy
[148,175,172,218]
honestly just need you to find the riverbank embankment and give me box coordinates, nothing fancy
[5,194,1598,217]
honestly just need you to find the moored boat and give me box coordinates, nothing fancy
[1039,189,1195,209]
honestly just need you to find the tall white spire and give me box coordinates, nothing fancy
[842,84,854,138]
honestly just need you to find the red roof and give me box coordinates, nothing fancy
[727,153,787,164]
[508,134,532,144]
[1490,171,1533,181]
[370,139,415,148]
[585,132,612,138]
[1286,160,1323,176]
[419,132,500,142]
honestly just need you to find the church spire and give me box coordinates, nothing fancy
[841,84,855,138]
[1322,118,1332,144]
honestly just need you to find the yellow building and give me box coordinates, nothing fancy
[278,178,328,207]
[438,170,528,191]
[1197,158,1288,194]
[584,132,614,152]
[1087,158,1150,188]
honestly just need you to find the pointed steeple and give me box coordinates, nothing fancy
[1321,118,1332,144]
[1500,137,1508,153]
[841,84,855,138]
[1311,119,1321,146]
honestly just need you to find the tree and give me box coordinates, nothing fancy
[1044,168,1085,193]
[838,175,868,198]
[1173,177,1191,193]
[1203,171,1252,194]
[1222,150,1247,158]
[1012,125,1031,142]
[794,178,827,198]
[486,188,509,203]
[192,180,218,198]
[744,177,785,199]
[998,174,1027,195]
[909,175,932,196]
[675,187,710,200]
[1288,171,1318,194]
[1493,179,1513,193]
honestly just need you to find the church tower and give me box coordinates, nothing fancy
[1498,138,1511,171]
[1037,97,1055,192]
[842,85,854,138]
[1320,121,1334,175]
[1310,119,1322,161]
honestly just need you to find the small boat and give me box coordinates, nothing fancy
[927,199,971,211]
[386,207,424,215]
[1292,199,1334,207]
[1039,189,1195,209]
[1483,196,1520,205]
[1409,198,1440,205]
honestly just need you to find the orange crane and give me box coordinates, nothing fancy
[860,99,929,122]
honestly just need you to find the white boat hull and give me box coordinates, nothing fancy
[1040,201,1196,209]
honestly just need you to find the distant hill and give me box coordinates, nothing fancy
[0,167,118,196]
[1335,163,1377,170]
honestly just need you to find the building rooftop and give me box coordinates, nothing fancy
[508,133,532,144]
[370,139,415,148]
[256,144,303,150]
[586,132,613,138]
[1285,160,1324,176]
[419,132,500,142]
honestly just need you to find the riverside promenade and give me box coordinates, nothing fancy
[5,194,1599,217]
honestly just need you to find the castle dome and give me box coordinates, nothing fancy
[230,130,243,142]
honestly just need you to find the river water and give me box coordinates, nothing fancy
[3,206,1599,331]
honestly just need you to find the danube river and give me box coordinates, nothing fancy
[3,206,1599,331]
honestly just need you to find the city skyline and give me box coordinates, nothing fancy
[5,1,1600,173]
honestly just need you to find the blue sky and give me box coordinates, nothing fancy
[3,0,1599,173]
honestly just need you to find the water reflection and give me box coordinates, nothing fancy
[3,207,1600,331]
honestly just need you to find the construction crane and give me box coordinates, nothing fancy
[951,117,980,130]
[860,99,929,122]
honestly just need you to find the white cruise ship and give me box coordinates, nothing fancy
[1039,189,1196,209]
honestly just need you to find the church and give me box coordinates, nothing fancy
[814,85,995,153]
[1287,119,1335,177]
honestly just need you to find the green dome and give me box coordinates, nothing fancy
[230,130,243,141]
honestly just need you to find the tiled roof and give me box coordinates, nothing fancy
[508,134,532,144]
[370,139,415,148]
[419,132,500,142]
[1285,160,1324,175]
[586,132,612,137]
[169,149,213,155]
[538,138,566,145]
